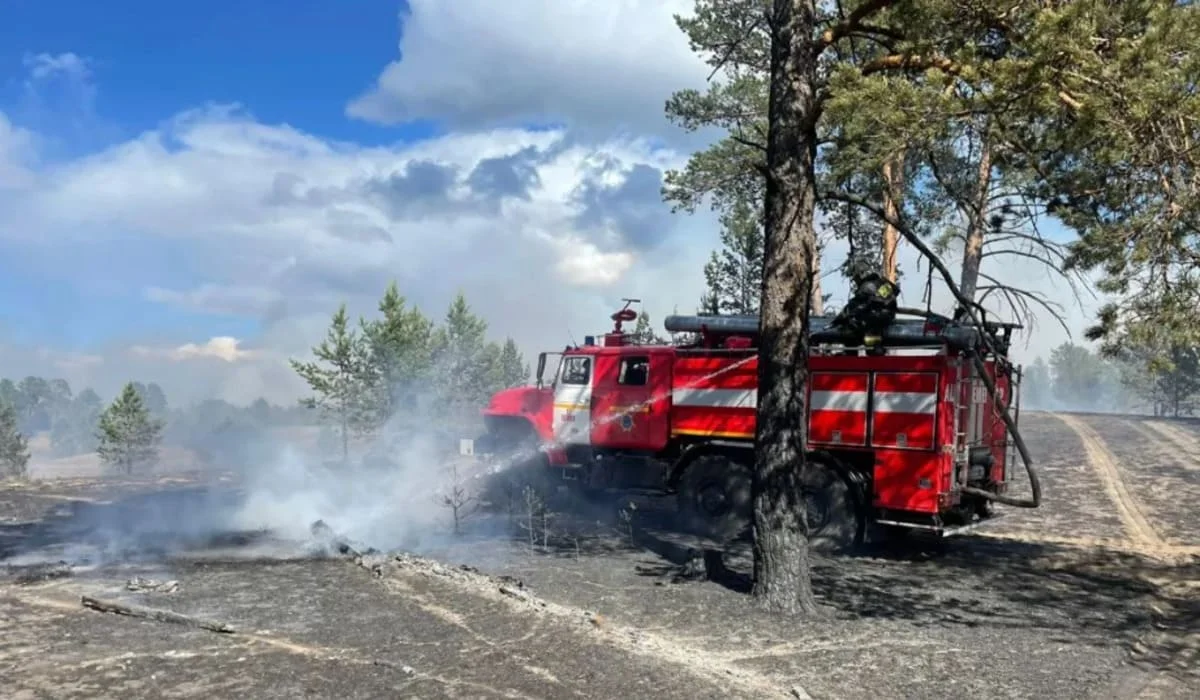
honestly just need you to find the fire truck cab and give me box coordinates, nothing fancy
[463,304,1029,549]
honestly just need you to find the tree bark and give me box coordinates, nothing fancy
[959,132,993,302]
[341,407,349,463]
[881,151,905,282]
[810,245,824,315]
[753,0,820,615]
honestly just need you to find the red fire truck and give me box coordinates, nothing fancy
[461,302,1040,549]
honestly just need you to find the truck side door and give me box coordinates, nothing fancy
[551,354,593,446]
[590,352,670,450]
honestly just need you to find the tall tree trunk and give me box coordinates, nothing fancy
[753,0,820,615]
[959,132,993,302]
[881,151,905,282]
[810,243,824,315]
[742,261,756,314]
[341,407,349,463]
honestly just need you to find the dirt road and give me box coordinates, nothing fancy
[1,411,1197,699]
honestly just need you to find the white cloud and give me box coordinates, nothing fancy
[0,103,719,405]
[130,337,260,363]
[143,284,284,318]
[22,52,91,82]
[0,112,37,188]
[18,51,100,133]
[346,0,711,141]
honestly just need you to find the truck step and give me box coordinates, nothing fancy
[873,512,1007,537]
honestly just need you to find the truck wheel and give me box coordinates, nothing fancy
[675,453,752,541]
[802,462,863,553]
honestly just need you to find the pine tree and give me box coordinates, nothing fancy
[96,383,164,475]
[1115,342,1200,417]
[132,382,170,420]
[50,388,103,456]
[290,304,374,462]
[0,400,30,479]
[359,282,435,427]
[631,311,667,344]
[697,291,720,316]
[749,0,823,615]
[496,338,530,388]
[0,379,17,411]
[429,293,495,426]
[702,198,764,315]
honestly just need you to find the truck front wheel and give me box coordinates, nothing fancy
[675,453,752,542]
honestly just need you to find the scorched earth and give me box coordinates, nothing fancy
[1,411,1197,699]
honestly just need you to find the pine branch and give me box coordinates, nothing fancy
[705,12,766,82]
[861,53,968,77]
[815,0,899,53]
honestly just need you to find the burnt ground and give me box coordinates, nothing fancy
[1,412,1197,699]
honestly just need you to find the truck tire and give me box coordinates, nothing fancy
[802,460,864,553]
[675,453,752,541]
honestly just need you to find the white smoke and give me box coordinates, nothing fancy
[229,430,479,552]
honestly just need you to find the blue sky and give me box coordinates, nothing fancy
[0,0,438,153]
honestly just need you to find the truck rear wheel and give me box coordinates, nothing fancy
[675,453,752,541]
[802,461,863,553]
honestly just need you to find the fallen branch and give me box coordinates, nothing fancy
[81,595,236,634]
[126,576,179,593]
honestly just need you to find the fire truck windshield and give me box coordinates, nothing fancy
[536,351,564,388]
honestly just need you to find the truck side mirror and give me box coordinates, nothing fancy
[536,352,547,388]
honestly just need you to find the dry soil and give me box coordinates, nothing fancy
[1,411,1197,699]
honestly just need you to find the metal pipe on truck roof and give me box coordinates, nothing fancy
[662,314,761,335]
[663,314,839,336]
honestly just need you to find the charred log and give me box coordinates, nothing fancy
[81,595,236,634]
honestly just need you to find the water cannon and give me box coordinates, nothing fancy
[611,297,641,332]
[600,298,643,348]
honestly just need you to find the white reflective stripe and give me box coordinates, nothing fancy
[810,390,868,412]
[874,391,937,414]
[672,388,757,408]
[671,388,935,413]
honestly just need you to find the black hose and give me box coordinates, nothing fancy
[960,351,1042,508]
[891,304,1042,508]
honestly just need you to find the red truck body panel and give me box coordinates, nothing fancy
[662,351,982,515]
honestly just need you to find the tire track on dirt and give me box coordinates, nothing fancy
[1081,415,1200,548]
[8,589,540,699]
[1053,413,1167,552]
[359,553,802,700]
[1139,421,1200,472]
[977,531,1200,558]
